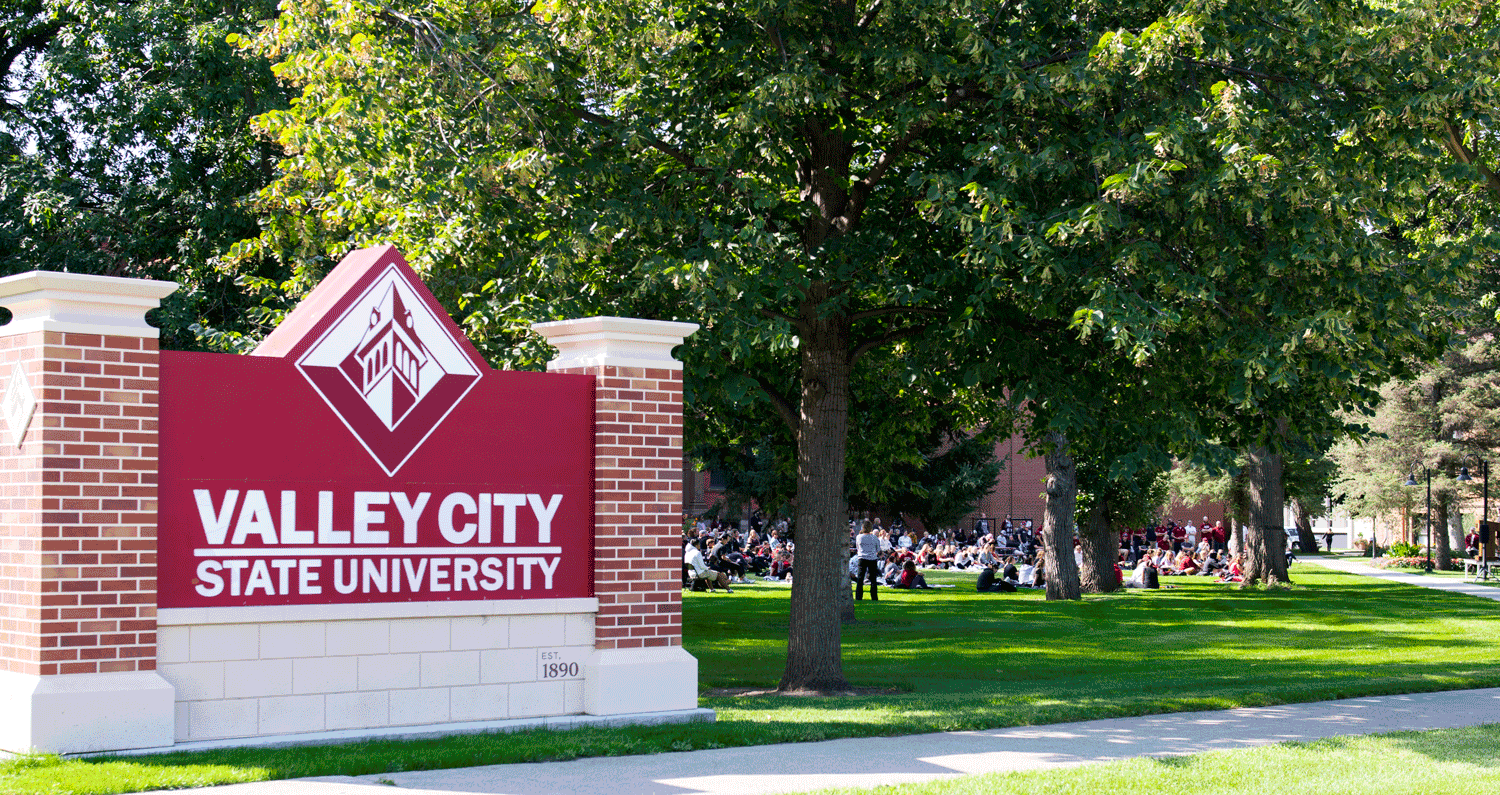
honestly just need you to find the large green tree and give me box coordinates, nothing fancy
[1,0,287,348]
[244,0,1469,687]
[1322,0,1500,565]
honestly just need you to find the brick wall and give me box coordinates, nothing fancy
[557,365,683,650]
[0,331,159,677]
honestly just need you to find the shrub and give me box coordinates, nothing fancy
[1371,556,1428,570]
[1387,542,1422,558]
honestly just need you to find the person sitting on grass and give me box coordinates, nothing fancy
[709,534,747,583]
[1126,554,1160,589]
[977,540,1000,569]
[976,560,1015,592]
[684,539,732,592]
[768,547,793,580]
[742,540,772,576]
[1174,549,1198,575]
[932,543,954,569]
[1127,554,1148,588]
[1001,556,1020,586]
[882,551,903,586]
[1016,555,1036,587]
[1219,553,1245,583]
[919,543,939,568]
[896,559,933,589]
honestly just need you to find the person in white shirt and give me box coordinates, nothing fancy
[684,540,731,592]
[854,520,881,601]
[1018,559,1037,587]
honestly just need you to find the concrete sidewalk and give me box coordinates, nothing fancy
[162,688,1500,795]
[1306,555,1500,601]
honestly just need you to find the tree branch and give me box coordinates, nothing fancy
[0,18,63,95]
[748,372,801,434]
[1176,56,1292,84]
[758,306,809,336]
[570,107,715,178]
[849,324,928,365]
[1021,48,1086,71]
[847,305,944,322]
[1442,120,1500,197]
[1175,55,1358,95]
[842,120,931,229]
[857,0,886,29]
[1252,14,1297,35]
[764,21,789,63]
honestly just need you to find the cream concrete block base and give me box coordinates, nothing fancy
[583,646,698,716]
[0,670,175,753]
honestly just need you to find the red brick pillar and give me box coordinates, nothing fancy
[0,271,177,753]
[531,317,702,716]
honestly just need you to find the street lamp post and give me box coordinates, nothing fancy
[1404,467,1434,573]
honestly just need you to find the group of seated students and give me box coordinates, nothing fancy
[848,551,937,590]
[974,554,1048,592]
[682,521,796,592]
[1120,518,1230,558]
[1123,544,1247,587]
[684,513,1255,595]
[850,533,1052,593]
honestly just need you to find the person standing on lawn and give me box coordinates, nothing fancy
[855,520,881,601]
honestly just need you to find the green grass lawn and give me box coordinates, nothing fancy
[806,723,1500,795]
[8,564,1500,794]
[693,565,1500,731]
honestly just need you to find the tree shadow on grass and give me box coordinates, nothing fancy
[1352,724,1500,768]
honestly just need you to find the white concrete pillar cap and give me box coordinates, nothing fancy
[532,316,699,372]
[0,271,179,339]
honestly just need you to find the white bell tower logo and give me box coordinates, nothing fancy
[296,265,481,474]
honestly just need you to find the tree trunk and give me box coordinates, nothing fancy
[1041,431,1082,600]
[1433,494,1452,571]
[1292,500,1318,555]
[780,297,852,692]
[1242,443,1290,586]
[1079,498,1119,593]
[1229,471,1249,554]
[1450,504,1465,556]
[838,552,855,623]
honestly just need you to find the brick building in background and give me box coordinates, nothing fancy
[685,433,1226,535]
